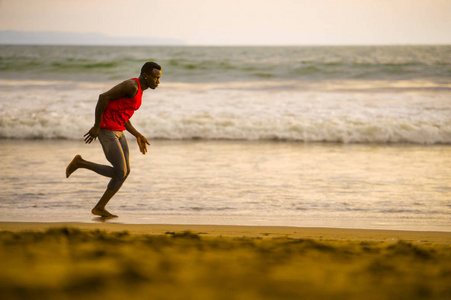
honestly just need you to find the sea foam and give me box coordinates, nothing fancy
[1,81,449,144]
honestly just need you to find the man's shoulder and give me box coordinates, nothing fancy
[122,78,139,89]
[118,79,139,97]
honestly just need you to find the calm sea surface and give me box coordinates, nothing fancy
[0,45,450,230]
[0,140,450,231]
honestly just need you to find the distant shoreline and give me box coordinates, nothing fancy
[1,31,450,47]
[0,30,185,46]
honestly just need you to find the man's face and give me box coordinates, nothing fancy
[146,68,161,89]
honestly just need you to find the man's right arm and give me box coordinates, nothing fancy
[84,79,138,144]
[92,93,109,131]
[83,94,108,143]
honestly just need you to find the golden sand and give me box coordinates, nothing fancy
[0,222,450,300]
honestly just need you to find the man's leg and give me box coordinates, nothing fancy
[91,130,130,218]
[91,189,119,218]
[66,155,115,178]
[66,154,119,217]
[66,130,130,217]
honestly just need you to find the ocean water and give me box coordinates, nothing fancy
[0,45,450,230]
[1,45,450,143]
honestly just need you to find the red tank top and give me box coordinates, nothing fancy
[100,78,142,131]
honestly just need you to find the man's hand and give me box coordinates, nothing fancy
[137,135,150,154]
[84,126,100,144]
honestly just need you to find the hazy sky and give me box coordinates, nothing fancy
[1,0,451,45]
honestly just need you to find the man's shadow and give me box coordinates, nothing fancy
[92,216,120,223]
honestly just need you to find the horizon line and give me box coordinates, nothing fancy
[1,30,450,47]
[1,42,450,47]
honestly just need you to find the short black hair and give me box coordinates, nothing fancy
[141,62,161,76]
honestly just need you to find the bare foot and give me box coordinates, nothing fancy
[91,207,118,218]
[66,155,82,178]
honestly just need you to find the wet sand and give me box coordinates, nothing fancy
[1,222,450,299]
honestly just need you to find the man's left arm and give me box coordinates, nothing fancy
[125,121,150,154]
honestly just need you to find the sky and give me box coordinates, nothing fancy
[1,0,451,45]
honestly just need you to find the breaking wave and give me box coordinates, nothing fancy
[1,81,449,144]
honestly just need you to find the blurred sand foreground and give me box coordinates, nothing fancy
[1,222,450,300]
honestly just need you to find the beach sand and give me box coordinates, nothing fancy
[1,222,450,300]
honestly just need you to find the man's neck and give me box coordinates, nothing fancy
[138,75,149,91]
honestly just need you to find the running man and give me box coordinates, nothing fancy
[66,62,162,218]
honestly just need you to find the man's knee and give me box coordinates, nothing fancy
[123,168,131,181]
[114,167,130,181]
